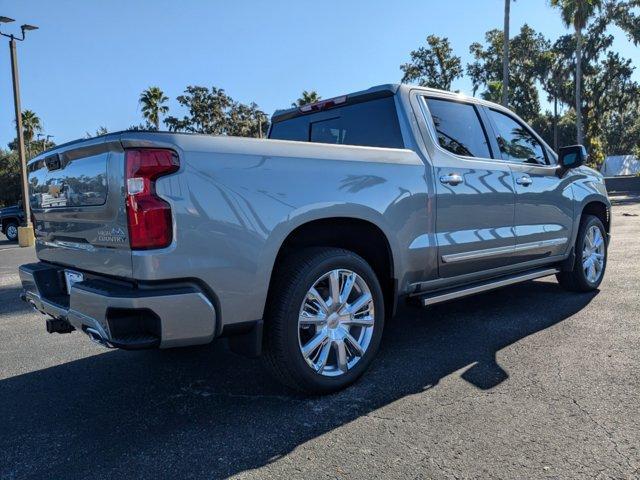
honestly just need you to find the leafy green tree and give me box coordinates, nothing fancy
[481,80,504,104]
[291,90,321,107]
[531,110,576,152]
[165,86,232,134]
[0,149,21,207]
[400,35,462,90]
[139,86,169,130]
[85,126,108,138]
[468,25,552,122]
[164,86,268,138]
[604,0,640,45]
[550,0,603,145]
[227,102,269,138]
[548,8,639,160]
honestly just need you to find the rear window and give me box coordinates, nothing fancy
[269,96,404,149]
[28,152,109,209]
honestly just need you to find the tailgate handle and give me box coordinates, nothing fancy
[45,154,62,171]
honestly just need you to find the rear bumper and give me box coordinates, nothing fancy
[19,262,217,349]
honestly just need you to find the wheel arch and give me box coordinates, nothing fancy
[580,200,610,234]
[265,216,398,320]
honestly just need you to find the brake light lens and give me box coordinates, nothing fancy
[125,149,179,250]
[299,95,347,113]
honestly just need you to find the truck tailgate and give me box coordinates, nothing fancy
[28,136,132,278]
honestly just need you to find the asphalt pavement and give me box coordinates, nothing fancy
[0,200,638,479]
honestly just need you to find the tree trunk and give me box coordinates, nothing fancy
[575,28,583,145]
[502,0,510,107]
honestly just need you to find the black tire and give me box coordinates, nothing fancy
[556,215,607,292]
[263,247,385,395]
[4,221,18,242]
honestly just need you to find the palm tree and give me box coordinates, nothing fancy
[139,87,169,130]
[291,90,321,107]
[502,0,511,107]
[20,110,42,144]
[550,0,601,145]
[19,110,42,158]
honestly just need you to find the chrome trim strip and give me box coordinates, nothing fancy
[40,239,97,252]
[441,237,568,264]
[514,237,568,252]
[421,268,560,306]
[441,244,514,263]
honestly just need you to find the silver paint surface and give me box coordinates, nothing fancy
[23,83,610,336]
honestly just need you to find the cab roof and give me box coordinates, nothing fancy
[271,83,506,123]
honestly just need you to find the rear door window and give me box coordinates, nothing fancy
[487,109,548,165]
[269,96,404,149]
[424,98,492,158]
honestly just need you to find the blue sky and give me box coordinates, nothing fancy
[0,0,637,146]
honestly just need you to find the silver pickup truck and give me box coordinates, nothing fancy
[19,84,610,393]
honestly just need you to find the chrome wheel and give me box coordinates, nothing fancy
[582,225,605,283]
[298,269,375,377]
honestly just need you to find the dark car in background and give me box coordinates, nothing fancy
[0,204,24,242]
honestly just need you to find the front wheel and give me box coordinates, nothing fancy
[4,222,18,242]
[263,247,384,394]
[557,215,607,292]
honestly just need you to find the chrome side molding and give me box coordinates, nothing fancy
[442,238,568,264]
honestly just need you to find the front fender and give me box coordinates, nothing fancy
[567,169,611,247]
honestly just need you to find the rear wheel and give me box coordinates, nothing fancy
[557,215,607,292]
[263,247,384,394]
[4,221,18,242]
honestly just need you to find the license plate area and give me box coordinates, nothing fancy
[64,270,84,293]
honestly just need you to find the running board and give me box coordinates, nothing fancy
[417,268,560,307]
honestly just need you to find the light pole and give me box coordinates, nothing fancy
[0,17,38,246]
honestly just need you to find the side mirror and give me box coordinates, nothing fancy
[558,145,587,170]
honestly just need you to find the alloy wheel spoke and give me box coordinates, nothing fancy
[307,287,329,315]
[594,257,603,273]
[342,315,374,327]
[302,330,328,359]
[593,228,603,248]
[299,312,327,326]
[341,327,365,357]
[340,273,356,305]
[585,231,594,249]
[315,342,332,373]
[588,263,596,282]
[347,292,372,315]
[335,340,348,373]
[329,270,341,307]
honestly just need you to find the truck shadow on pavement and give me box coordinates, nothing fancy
[0,286,31,316]
[0,279,597,479]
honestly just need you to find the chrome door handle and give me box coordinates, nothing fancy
[440,173,463,186]
[516,175,532,186]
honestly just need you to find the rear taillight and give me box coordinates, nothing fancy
[125,149,179,250]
